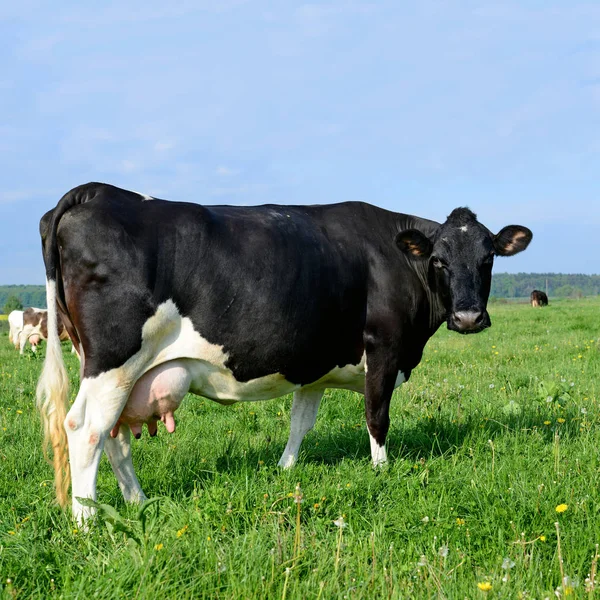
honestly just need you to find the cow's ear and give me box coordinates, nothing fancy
[395,229,433,258]
[494,225,532,256]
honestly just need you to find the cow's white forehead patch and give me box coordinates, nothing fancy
[459,225,468,232]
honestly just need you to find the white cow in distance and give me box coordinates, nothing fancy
[8,310,24,350]
[19,307,72,354]
[8,307,77,355]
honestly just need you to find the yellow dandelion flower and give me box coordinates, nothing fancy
[477,582,492,591]
[555,504,568,513]
[154,543,164,551]
[177,525,189,537]
[314,503,320,509]
[456,518,465,526]
[16,410,22,414]
[544,420,551,425]
[8,531,16,535]
[539,535,546,542]
[557,418,566,424]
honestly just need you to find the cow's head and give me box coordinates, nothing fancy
[396,208,532,334]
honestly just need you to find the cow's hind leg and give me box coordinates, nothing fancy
[104,424,147,504]
[65,378,130,523]
[278,388,324,468]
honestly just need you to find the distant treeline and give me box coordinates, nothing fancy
[0,285,47,312]
[491,273,600,299]
[0,273,599,312]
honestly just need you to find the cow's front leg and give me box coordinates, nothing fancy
[278,388,324,468]
[66,379,130,523]
[364,353,399,467]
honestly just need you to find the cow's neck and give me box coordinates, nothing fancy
[411,257,446,333]
[395,214,446,334]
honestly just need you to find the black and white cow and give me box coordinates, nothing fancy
[8,310,23,350]
[37,183,532,521]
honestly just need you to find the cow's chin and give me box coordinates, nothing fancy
[447,321,490,335]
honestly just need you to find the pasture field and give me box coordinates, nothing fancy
[1,299,600,599]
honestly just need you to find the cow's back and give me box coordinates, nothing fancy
[56,195,401,384]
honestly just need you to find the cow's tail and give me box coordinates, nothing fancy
[36,278,70,507]
[36,184,100,508]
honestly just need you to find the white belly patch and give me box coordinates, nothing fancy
[94,300,404,436]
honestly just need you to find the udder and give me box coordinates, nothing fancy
[111,360,192,439]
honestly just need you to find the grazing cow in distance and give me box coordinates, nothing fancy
[37,182,532,522]
[8,310,24,350]
[530,290,549,307]
[20,307,70,354]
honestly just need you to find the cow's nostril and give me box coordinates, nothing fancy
[452,310,485,331]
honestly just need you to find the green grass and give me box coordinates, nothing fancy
[1,298,600,598]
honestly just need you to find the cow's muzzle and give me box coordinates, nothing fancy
[448,310,491,334]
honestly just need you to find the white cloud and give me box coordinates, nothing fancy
[0,190,33,205]
[210,183,271,197]
[216,166,239,176]
[154,141,175,152]
[15,33,64,62]
[121,160,138,173]
[294,2,376,36]
[59,0,251,26]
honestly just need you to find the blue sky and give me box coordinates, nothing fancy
[1,1,599,283]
